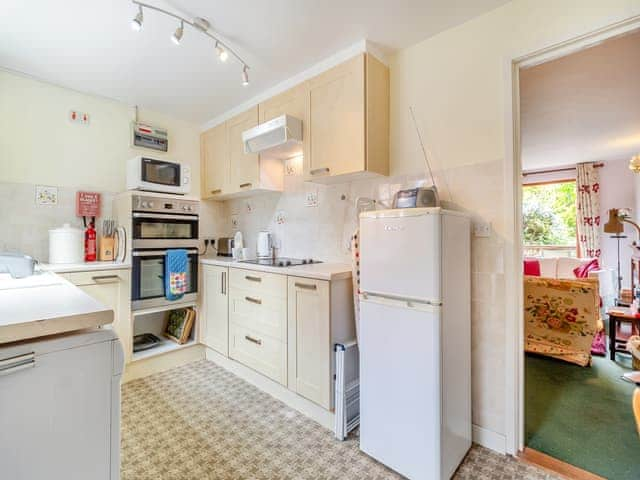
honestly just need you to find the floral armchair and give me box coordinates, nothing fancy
[524,276,600,367]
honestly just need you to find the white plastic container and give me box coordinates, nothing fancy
[49,223,83,264]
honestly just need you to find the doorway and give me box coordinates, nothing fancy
[510,21,640,480]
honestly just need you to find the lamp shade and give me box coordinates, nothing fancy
[604,209,624,234]
[630,155,640,173]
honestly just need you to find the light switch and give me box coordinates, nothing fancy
[473,221,491,238]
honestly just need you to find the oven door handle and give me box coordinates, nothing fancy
[132,249,199,257]
[132,212,199,221]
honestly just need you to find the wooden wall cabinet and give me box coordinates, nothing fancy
[200,106,283,200]
[305,53,389,183]
[201,264,229,356]
[200,52,389,197]
[200,122,228,198]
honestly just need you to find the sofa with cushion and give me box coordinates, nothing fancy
[524,256,617,313]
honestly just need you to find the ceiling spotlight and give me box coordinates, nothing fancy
[172,21,184,45]
[216,42,228,62]
[242,66,249,86]
[131,5,143,31]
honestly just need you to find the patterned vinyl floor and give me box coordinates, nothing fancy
[121,360,560,480]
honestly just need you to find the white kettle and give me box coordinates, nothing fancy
[257,231,272,258]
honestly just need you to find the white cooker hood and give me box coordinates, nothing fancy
[242,114,303,159]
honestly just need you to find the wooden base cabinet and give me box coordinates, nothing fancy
[201,265,229,356]
[60,269,132,361]
[287,277,354,410]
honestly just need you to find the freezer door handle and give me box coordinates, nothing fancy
[0,352,35,376]
[360,292,441,311]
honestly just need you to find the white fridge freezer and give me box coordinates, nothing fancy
[0,328,124,480]
[358,207,471,480]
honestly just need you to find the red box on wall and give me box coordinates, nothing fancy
[76,191,101,218]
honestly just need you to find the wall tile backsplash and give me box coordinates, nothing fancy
[218,173,432,262]
[0,182,115,262]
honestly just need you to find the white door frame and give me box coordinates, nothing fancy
[503,14,640,456]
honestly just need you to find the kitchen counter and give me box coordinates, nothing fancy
[0,271,113,344]
[40,261,131,273]
[200,256,352,281]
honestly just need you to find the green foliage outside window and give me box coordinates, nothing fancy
[522,181,576,246]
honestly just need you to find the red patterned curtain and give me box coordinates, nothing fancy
[576,162,600,258]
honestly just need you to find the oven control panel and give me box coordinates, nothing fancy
[132,195,199,215]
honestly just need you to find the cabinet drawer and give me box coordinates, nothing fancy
[229,322,286,385]
[229,268,287,298]
[61,270,124,287]
[229,287,286,341]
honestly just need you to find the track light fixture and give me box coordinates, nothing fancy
[130,1,251,85]
[242,66,249,86]
[215,41,228,62]
[171,21,184,45]
[131,5,143,31]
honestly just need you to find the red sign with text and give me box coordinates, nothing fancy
[76,191,101,217]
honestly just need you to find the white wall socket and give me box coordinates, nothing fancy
[473,221,491,238]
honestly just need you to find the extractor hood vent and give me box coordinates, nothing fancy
[242,114,303,159]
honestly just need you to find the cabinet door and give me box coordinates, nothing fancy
[201,123,228,198]
[62,270,131,362]
[227,106,259,193]
[202,265,229,356]
[0,341,113,480]
[287,277,331,408]
[307,54,365,179]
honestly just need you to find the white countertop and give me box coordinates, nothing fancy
[39,261,131,273]
[200,257,352,281]
[0,271,113,344]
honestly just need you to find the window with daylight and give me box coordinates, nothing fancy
[522,180,577,258]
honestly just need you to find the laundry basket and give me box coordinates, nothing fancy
[628,336,640,370]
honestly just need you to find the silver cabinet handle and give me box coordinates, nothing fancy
[295,282,317,290]
[244,335,262,345]
[211,189,222,195]
[221,271,226,295]
[239,183,252,188]
[91,275,119,282]
[0,352,35,376]
[245,296,262,305]
[245,275,261,282]
[310,167,330,175]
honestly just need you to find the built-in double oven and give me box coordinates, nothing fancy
[130,195,199,310]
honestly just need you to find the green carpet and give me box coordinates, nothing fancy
[526,353,640,479]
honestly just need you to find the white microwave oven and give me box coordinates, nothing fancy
[126,156,191,195]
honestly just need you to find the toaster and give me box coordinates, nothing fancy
[217,237,234,257]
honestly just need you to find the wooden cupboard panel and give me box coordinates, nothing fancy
[227,106,259,192]
[62,269,131,362]
[229,268,287,298]
[287,277,331,408]
[229,322,286,385]
[307,54,365,179]
[202,265,229,356]
[200,123,228,198]
[366,53,390,177]
[228,287,287,341]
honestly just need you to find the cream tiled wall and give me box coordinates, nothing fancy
[218,172,430,262]
[0,182,115,262]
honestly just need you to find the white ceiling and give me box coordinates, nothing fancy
[520,29,640,170]
[0,0,510,125]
